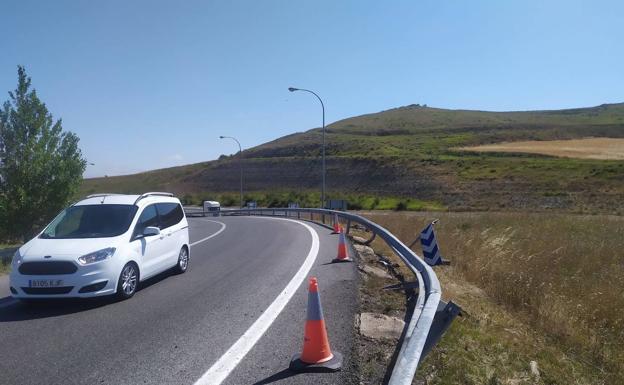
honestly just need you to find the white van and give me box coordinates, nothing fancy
[203,200,221,216]
[10,192,190,301]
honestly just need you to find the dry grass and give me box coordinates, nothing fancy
[459,137,624,160]
[360,210,624,384]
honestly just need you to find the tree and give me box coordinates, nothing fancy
[0,66,86,240]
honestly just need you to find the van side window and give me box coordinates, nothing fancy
[157,203,183,230]
[133,204,159,238]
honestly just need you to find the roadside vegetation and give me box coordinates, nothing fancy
[0,244,18,275]
[0,66,85,243]
[359,211,623,384]
[177,191,445,211]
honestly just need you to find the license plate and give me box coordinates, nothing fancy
[29,279,63,288]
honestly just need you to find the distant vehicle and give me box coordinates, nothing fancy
[203,200,220,216]
[9,192,190,301]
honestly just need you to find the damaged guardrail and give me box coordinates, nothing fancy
[185,207,459,384]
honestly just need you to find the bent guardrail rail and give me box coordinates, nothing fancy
[185,207,458,384]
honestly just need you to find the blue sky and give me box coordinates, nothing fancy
[1,0,622,177]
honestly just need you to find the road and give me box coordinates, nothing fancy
[0,216,358,385]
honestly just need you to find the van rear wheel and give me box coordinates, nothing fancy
[117,263,139,300]
[174,247,189,274]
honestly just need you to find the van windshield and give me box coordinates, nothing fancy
[40,204,138,239]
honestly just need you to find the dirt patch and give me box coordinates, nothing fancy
[350,232,410,384]
[459,137,624,160]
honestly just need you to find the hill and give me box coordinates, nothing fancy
[82,103,624,213]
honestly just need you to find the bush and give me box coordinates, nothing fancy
[181,194,197,205]
[395,200,408,211]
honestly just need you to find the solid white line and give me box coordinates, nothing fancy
[190,219,227,247]
[193,217,320,385]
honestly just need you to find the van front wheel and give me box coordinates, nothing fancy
[174,247,189,274]
[117,263,139,300]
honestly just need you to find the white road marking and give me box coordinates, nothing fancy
[193,217,320,385]
[190,219,227,247]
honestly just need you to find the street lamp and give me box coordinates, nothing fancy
[288,87,326,208]
[219,135,243,208]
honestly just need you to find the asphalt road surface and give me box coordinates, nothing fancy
[0,216,358,385]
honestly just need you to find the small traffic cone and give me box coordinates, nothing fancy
[290,277,343,372]
[332,228,352,263]
[332,214,341,234]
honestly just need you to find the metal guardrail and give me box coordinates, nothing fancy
[185,207,457,384]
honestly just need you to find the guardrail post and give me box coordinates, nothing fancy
[364,231,376,245]
[322,214,325,224]
[420,301,462,362]
[346,219,351,234]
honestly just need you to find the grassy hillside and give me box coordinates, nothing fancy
[82,103,624,213]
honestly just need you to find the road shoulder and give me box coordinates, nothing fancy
[222,219,360,385]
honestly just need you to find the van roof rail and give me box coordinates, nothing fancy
[133,192,175,205]
[86,193,125,199]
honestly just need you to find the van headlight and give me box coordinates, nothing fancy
[78,248,116,265]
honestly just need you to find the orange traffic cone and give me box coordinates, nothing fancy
[332,213,341,234]
[290,277,343,372]
[332,228,352,263]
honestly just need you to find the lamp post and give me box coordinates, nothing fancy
[288,87,326,208]
[219,135,243,208]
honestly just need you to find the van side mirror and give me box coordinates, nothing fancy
[143,226,161,237]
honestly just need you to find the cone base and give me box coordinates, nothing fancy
[331,257,353,263]
[289,351,343,372]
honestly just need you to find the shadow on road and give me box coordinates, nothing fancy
[0,296,114,322]
[0,269,177,322]
[252,368,298,384]
[253,365,340,384]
